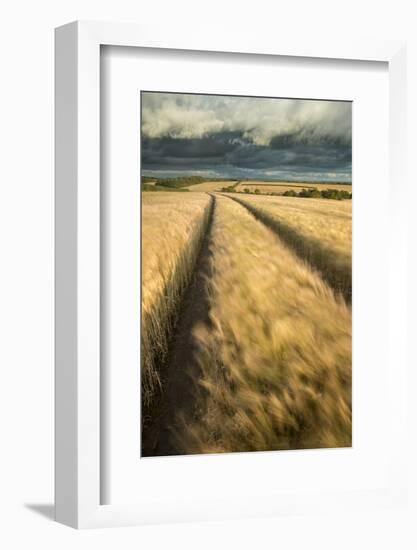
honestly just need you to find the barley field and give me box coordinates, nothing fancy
[180,195,351,453]
[141,192,212,407]
[140,91,352,457]
[227,193,352,301]
[141,190,352,456]
[185,180,238,192]
[235,181,352,194]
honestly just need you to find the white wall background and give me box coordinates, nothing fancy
[0,0,416,547]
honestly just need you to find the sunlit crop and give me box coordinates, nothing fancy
[228,194,352,300]
[141,192,212,406]
[179,195,351,454]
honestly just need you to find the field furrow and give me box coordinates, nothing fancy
[223,193,352,302]
[142,197,215,456]
[141,192,213,407]
[181,195,351,454]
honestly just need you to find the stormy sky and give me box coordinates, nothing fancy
[141,92,352,182]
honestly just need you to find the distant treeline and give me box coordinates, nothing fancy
[221,185,352,201]
[238,179,352,186]
[283,188,352,200]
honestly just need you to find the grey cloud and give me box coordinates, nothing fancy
[141,92,352,182]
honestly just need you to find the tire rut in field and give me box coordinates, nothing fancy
[142,194,216,457]
[221,193,351,303]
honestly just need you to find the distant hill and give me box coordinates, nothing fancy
[155,176,206,189]
[145,176,237,189]
[142,183,189,192]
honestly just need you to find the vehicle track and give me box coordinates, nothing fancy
[142,192,351,456]
[221,193,351,303]
[141,194,216,457]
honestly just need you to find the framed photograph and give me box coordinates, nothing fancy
[55,21,407,528]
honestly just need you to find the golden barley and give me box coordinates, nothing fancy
[141,192,212,406]
[226,194,352,300]
[181,195,351,454]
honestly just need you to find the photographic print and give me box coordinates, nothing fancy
[141,92,352,457]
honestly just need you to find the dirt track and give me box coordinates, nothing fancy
[223,194,351,303]
[142,192,351,456]
[141,195,215,456]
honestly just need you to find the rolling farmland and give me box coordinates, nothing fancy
[235,181,352,194]
[141,190,352,456]
[184,180,238,192]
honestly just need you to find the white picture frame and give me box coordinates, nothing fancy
[55,20,407,529]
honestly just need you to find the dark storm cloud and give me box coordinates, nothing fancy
[142,131,241,160]
[141,93,352,182]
